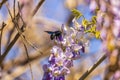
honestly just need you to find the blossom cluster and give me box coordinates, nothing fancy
[42,9,100,80]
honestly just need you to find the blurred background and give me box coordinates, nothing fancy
[0,0,120,80]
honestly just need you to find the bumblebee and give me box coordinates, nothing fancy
[45,31,62,40]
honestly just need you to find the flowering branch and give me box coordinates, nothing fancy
[42,9,101,80]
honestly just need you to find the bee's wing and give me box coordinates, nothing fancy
[44,31,54,34]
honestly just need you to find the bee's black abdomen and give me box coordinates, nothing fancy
[55,31,62,36]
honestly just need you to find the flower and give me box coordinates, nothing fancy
[42,72,53,80]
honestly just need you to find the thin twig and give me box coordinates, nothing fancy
[79,54,107,80]
[0,22,6,79]
[18,2,24,24]
[32,0,45,16]
[22,35,43,54]
[0,32,20,66]
[0,0,7,9]
[0,22,6,56]
[13,0,15,18]
[23,43,34,80]
[6,27,15,45]
[5,5,20,47]
[7,5,13,19]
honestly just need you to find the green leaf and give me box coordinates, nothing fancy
[91,16,97,24]
[82,19,89,29]
[91,25,96,32]
[85,25,96,33]
[71,9,83,19]
[95,30,100,39]
[85,29,92,33]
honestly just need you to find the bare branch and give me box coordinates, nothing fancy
[0,22,6,79]
[13,0,15,18]
[0,22,6,56]
[0,32,21,66]
[0,0,45,67]
[79,54,107,80]
[2,47,50,80]
[0,0,7,9]
[32,0,45,16]
[23,43,34,80]
[3,58,39,80]
[3,47,50,72]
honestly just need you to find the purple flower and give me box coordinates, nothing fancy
[61,24,68,36]
[42,72,53,80]
[60,66,70,75]
[65,47,73,59]
[89,0,97,12]
[64,59,73,68]
[54,75,65,80]
[72,18,84,31]
[52,66,61,76]
[65,36,75,46]
[81,46,85,53]
[78,43,85,53]
[49,54,56,65]
[51,66,70,76]
[50,46,64,57]
[72,51,81,60]
[71,44,82,52]
[112,70,120,80]
[43,64,49,72]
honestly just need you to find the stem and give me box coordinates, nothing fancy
[23,43,34,80]
[79,54,107,80]
[0,31,2,56]
[13,0,15,18]
[0,32,20,66]
[0,22,6,56]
